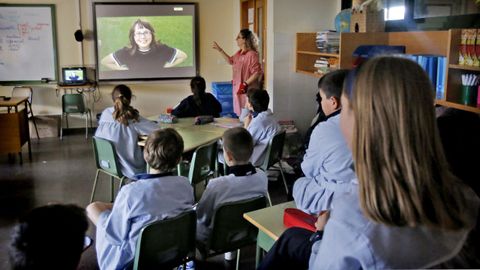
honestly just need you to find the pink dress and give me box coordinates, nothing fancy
[228,49,262,116]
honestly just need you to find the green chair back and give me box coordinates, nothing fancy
[260,130,286,172]
[188,140,218,185]
[133,210,196,270]
[62,94,87,113]
[178,140,218,201]
[200,195,267,257]
[92,136,123,178]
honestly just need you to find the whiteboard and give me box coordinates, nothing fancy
[0,5,57,85]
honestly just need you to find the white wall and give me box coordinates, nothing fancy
[267,0,340,134]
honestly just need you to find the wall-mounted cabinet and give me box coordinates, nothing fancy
[295,30,480,114]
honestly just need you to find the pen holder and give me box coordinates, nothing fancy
[461,85,477,106]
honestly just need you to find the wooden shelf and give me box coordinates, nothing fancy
[297,51,339,57]
[436,99,480,114]
[449,64,480,72]
[295,69,323,78]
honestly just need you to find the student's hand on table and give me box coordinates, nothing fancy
[315,210,330,231]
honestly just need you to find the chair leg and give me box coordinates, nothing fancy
[278,162,289,195]
[85,113,88,139]
[90,170,100,203]
[66,113,69,128]
[236,249,240,270]
[267,192,273,206]
[18,152,23,165]
[110,176,115,203]
[60,113,63,140]
[28,103,40,139]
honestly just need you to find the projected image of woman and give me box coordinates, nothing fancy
[101,19,187,72]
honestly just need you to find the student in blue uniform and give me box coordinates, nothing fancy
[243,89,281,166]
[196,127,268,244]
[86,128,195,270]
[171,76,222,118]
[293,69,356,214]
[95,84,158,179]
[258,56,479,270]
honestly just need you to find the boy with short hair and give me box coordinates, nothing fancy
[86,128,194,270]
[243,89,282,167]
[293,70,356,214]
[10,204,89,270]
[196,127,268,244]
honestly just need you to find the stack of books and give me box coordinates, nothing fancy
[313,57,339,76]
[316,31,340,53]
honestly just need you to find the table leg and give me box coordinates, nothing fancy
[255,230,277,267]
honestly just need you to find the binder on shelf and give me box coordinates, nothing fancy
[436,57,447,99]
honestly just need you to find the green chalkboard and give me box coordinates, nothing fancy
[0,4,58,85]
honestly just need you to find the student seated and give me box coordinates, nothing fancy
[258,56,479,270]
[171,76,222,118]
[9,204,89,270]
[243,89,281,166]
[95,84,158,179]
[293,69,356,214]
[196,127,268,243]
[87,128,195,270]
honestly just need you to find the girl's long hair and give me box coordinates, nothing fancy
[347,56,468,229]
[111,84,139,126]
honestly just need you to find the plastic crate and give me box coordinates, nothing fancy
[212,81,234,117]
[212,81,232,96]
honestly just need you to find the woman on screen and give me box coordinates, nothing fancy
[212,29,262,117]
[101,19,187,72]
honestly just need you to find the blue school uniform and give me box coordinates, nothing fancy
[95,107,158,179]
[95,173,194,270]
[293,112,356,214]
[246,109,281,167]
[309,181,480,269]
[196,164,268,243]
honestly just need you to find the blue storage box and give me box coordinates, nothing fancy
[212,81,236,117]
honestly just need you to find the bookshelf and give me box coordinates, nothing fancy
[295,33,339,76]
[295,30,480,114]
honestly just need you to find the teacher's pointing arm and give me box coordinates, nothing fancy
[212,41,232,64]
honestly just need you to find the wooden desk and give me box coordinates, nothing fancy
[244,201,296,267]
[0,97,31,163]
[139,117,242,152]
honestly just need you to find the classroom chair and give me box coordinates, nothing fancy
[90,136,126,203]
[12,86,40,139]
[259,130,289,196]
[133,210,196,270]
[177,140,218,201]
[60,93,92,140]
[196,195,267,270]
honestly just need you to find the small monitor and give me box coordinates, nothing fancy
[62,67,87,85]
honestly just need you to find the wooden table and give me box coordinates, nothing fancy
[139,117,242,153]
[244,201,296,267]
[0,97,31,163]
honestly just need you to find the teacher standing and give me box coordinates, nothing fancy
[213,29,263,117]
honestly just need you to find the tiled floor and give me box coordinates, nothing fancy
[0,134,291,269]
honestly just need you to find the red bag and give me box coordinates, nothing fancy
[283,208,316,232]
